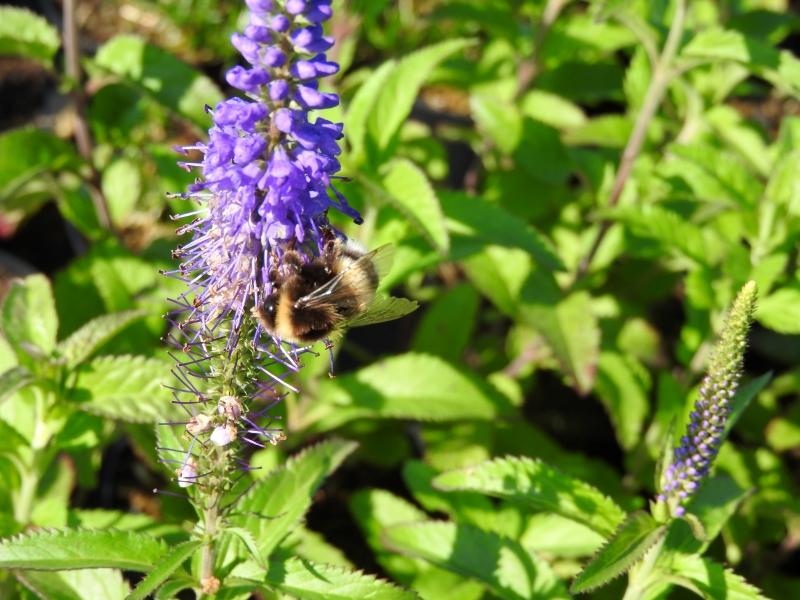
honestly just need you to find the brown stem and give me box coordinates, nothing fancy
[62,0,113,231]
[573,0,687,282]
[515,0,568,98]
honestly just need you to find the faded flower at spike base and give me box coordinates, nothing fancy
[161,0,356,496]
[657,281,757,517]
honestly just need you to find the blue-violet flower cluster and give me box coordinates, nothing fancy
[658,281,757,516]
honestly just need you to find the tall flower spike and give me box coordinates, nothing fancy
[162,0,355,586]
[658,281,758,517]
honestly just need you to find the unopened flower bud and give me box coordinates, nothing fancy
[211,422,238,447]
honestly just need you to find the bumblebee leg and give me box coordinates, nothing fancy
[323,338,336,378]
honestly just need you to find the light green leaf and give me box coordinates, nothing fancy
[93,35,223,128]
[594,352,650,450]
[302,353,515,433]
[522,291,600,394]
[665,554,768,600]
[277,526,353,569]
[232,439,357,557]
[18,569,130,600]
[433,456,625,537]
[370,158,449,253]
[383,521,568,600]
[0,529,167,571]
[101,158,142,225]
[571,512,666,594]
[440,192,564,272]
[344,60,396,166]
[0,7,59,66]
[264,557,417,600]
[471,94,522,155]
[1,274,58,357]
[127,540,201,600]
[367,38,474,157]
[757,287,800,334]
[56,310,145,368]
[67,355,178,423]
[520,90,586,130]
[0,366,34,405]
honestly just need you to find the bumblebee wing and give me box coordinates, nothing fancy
[295,248,380,309]
[347,294,418,328]
[369,244,395,282]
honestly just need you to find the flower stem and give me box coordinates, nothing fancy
[200,497,219,594]
[573,0,687,282]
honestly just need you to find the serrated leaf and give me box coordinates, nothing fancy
[571,512,666,594]
[383,521,568,600]
[225,526,265,568]
[56,310,145,368]
[1,274,58,358]
[0,529,167,571]
[265,557,417,600]
[18,568,130,600]
[367,38,474,157]
[232,439,357,557]
[67,355,179,423]
[126,540,201,600]
[0,366,34,404]
[757,288,800,333]
[440,192,564,272]
[0,7,59,66]
[366,159,449,253]
[302,353,515,433]
[93,35,223,128]
[666,554,768,600]
[433,456,625,537]
[522,291,600,394]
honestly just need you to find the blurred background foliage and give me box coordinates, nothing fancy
[2,0,800,598]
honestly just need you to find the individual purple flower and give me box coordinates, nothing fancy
[657,281,757,516]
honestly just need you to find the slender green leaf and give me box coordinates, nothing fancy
[571,512,666,594]
[383,521,568,600]
[67,355,179,423]
[1,274,58,357]
[0,529,167,571]
[0,7,59,66]
[127,540,201,600]
[433,456,625,537]
[18,569,130,600]
[367,38,474,156]
[56,310,146,368]
[666,554,768,600]
[265,557,417,600]
[232,439,357,557]
[344,60,396,165]
[93,35,223,128]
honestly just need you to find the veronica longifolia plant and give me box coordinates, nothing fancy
[164,0,368,591]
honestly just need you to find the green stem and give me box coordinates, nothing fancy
[200,498,219,593]
[573,0,687,282]
[14,466,39,525]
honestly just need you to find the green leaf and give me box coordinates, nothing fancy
[0,366,34,405]
[665,554,768,600]
[571,512,666,594]
[725,373,772,437]
[0,7,59,66]
[56,310,146,368]
[367,38,474,158]
[302,353,515,433]
[18,569,130,600]
[433,456,625,537]
[383,521,568,600]
[471,94,521,155]
[411,284,480,362]
[0,128,81,198]
[522,291,600,394]
[757,287,800,334]
[264,557,417,600]
[101,158,142,226]
[0,529,167,571]
[93,35,223,128]
[1,274,58,358]
[594,352,650,451]
[232,439,357,557]
[369,159,449,253]
[67,355,179,423]
[127,540,201,600]
[440,192,564,272]
[344,60,396,166]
